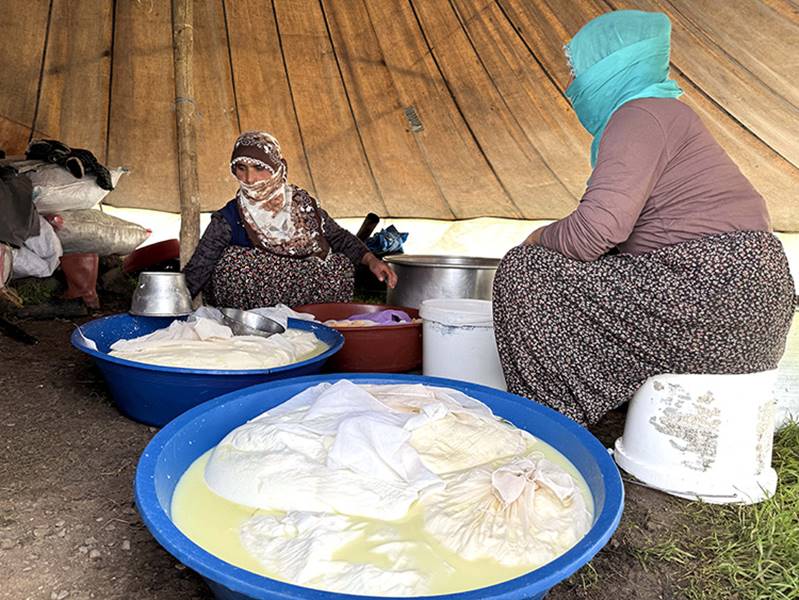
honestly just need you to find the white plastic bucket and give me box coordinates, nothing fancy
[419,299,506,390]
[614,370,779,504]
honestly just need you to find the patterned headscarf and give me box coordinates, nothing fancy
[564,10,683,166]
[230,131,325,258]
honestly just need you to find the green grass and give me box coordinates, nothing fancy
[631,538,695,571]
[563,561,599,591]
[12,277,60,305]
[641,422,799,600]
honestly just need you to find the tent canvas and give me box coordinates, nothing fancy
[0,0,797,230]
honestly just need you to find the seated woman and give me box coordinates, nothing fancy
[493,10,795,425]
[184,131,396,309]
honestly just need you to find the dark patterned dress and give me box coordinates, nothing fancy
[492,231,796,425]
[184,188,367,310]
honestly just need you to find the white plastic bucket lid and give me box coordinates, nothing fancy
[419,298,494,327]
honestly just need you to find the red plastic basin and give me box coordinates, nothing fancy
[294,303,422,373]
[123,239,180,274]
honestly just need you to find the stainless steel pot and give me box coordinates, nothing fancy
[384,255,500,309]
[130,272,193,317]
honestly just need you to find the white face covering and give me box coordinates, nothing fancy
[231,132,295,243]
[238,182,296,243]
[230,131,324,257]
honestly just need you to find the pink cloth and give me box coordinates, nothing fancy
[539,98,770,261]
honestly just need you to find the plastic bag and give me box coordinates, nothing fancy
[11,216,63,278]
[366,225,408,255]
[27,163,126,214]
[56,209,150,255]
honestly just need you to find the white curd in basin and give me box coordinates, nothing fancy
[110,331,326,369]
[108,316,327,370]
[170,382,594,596]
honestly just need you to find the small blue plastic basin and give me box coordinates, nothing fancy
[135,373,624,600]
[71,313,344,427]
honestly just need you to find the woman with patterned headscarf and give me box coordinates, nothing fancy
[492,10,795,425]
[184,131,396,309]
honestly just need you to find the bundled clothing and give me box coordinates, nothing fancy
[184,132,369,310]
[0,166,38,247]
[493,10,795,425]
[25,139,114,191]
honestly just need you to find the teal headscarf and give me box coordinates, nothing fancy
[565,10,683,166]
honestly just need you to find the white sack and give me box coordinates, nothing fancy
[11,216,63,278]
[56,209,149,255]
[28,163,126,214]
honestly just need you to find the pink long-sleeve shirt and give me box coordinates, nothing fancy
[538,98,770,261]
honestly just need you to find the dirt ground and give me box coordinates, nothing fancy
[0,314,694,600]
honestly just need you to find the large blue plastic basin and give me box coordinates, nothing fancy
[71,313,344,427]
[135,373,624,600]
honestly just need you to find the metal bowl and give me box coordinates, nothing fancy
[384,255,500,309]
[220,308,286,338]
[130,272,192,317]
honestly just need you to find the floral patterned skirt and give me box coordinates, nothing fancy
[209,246,355,310]
[492,231,796,425]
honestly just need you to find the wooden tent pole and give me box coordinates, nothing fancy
[171,0,200,268]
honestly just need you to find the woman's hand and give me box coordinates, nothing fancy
[362,252,398,288]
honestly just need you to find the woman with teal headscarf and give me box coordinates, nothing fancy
[493,10,795,425]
